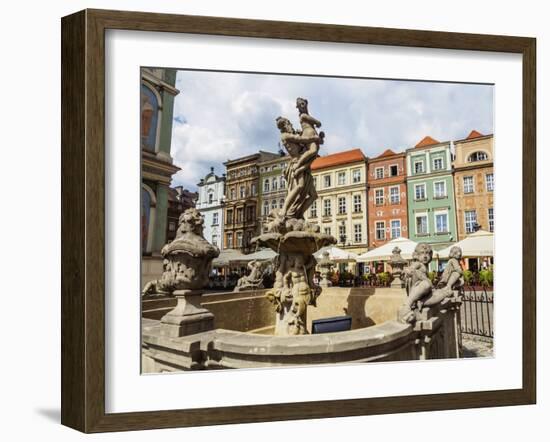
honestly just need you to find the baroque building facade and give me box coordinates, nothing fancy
[195,167,226,250]
[140,68,180,287]
[367,149,408,248]
[453,130,494,241]
[258,154,290,227]
[406,136,458,253]
[305,149,368,255]
[223,151,280,253]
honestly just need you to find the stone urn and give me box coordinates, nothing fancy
[317,251,333,288]
[389,246,407,289]
[155,209,220,337]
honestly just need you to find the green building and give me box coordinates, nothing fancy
[141,68,180,287]
[406,136,458,266]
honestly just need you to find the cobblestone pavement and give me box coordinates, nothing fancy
[462,336,494,358]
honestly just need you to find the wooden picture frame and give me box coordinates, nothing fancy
[61,9,536,433]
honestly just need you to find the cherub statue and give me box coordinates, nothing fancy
[437,246,464,293]
[403,243,434,311]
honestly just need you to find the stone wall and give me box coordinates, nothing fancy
[142,290,462,372]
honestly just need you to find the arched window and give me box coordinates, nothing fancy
[280,176,285,189]
[468,151,489,162]
[263,179,270,192]
[263,200,269,216]
[140,84,160,151]
[208,192,214,204]
[271,199,277,210]
[279,199,284,209]
[141,185,156,254]
[272,177,278,191]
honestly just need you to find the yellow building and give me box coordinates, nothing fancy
[304,149,368,255]
[453,130,494,241]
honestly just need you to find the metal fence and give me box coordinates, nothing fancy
[460,287,494,338]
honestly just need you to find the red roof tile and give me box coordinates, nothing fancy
[311,148,366,170]
[415,136,440,148]
[377,148,397,158]
[466,130,484,139]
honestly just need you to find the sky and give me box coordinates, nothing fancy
[169,69,493,191]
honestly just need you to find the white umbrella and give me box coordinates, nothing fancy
[212,248,246,266]
[229,248,277,264]
[356,237,419,262]
[436,230,494,259]
[313,246,358,263]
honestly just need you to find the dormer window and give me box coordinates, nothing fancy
[468,151,489,162]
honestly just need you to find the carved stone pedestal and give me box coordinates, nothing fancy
[160,290,214,337]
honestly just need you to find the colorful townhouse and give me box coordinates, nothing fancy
[367,149,408,248]
[453,130,494,242]
[406,136,458,255]
[258,154,290,227]
[304,149,369,257]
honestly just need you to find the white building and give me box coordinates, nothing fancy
[196,167,226,250]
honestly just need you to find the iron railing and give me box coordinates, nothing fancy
[460,287,494,338]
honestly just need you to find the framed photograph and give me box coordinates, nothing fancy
[61,9,536,433]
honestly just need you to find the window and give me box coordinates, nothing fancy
[168,221,176,232]
[263,179,270,192]
[313,177,317,189]
[468,151,488,162]
[463,176,474,194]
[488,208,494,232]
[309,201,317,218]
[353,194,362,213]
[338,196,347,214]
[271,199,277,210]
[230,188,236,200]
[211,235,218,247]
[279,199,284,209]
[435,212,448,233]
[486,173,494,192]
[236,208,243,223]
[140,84,159,151]
[434,181,446,198]
[212,213,219,225]
[352,169,361,183]
[391,220,401,238]
[246,206,255,221]
[226,209,233,224]
[354,224,362,243]
[375,167,384,179]
[240,186,245,198]
[272,177,278,191]
[433,157,443,170]
[251,183,257,195]
[375,189,384,205]
[414,183,426,200]
[414,161,425,174]
[390,165,398,177]
[236,232,243,248]
[324,227,331,236]
[226,233,233,248]
[263,200,269,216]
[323,199,332,216]
[337,171,346,185]
[416,215,428,235]
[208,192,213,204]
[323,175,331,188]
[390,186,400,204]
[339,225,347,244]
[280,176,285,189]
[465,210,477,233]
[375,221,385,240]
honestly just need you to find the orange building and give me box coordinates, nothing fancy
[453,130,494,241]
[367,149,408,248]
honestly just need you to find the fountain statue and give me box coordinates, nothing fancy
[389,246,406,288]
[253,98,336,335]
[399,243,464,323]
[234,260,267,292]
[317,251,334,287]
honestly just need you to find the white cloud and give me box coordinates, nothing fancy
[169,70,493,190]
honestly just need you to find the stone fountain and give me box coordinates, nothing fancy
[253,97,336,335]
